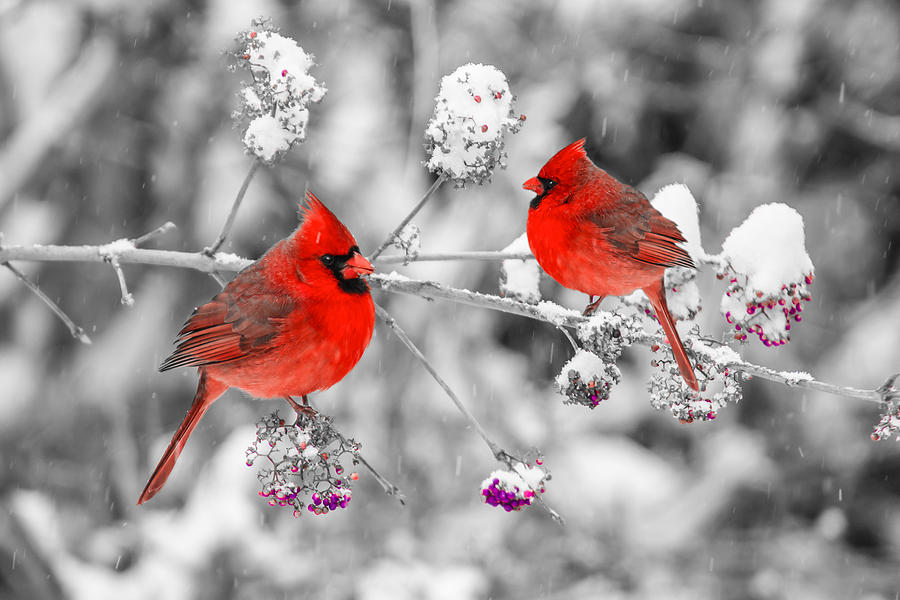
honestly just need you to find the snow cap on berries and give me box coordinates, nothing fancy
[555,349,620,408]
[481,462,546,512]
[425,63,524,186]
[499,233,540,303]
[719,203,814,347]
[721,203,813,296]
[234,18,327,163]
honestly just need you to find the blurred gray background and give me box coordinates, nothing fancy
[1,0,899,598]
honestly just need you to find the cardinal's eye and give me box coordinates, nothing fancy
[538,176,557,191]
[320,254,335,266]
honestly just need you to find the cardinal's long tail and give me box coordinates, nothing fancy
[644,278,699,391]
[137,370,228,504]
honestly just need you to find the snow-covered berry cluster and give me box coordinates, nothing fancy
[648,340,744,423]
[245,411,360,517]
[481,460,547,513]
[424,63,524,187]
[720,269,813,346]
[871,402,900,442]
[232,18,327,163]
[556,349,620,408]
[718,203,814,347]
[575,311,644,362]
[499,233,540,304]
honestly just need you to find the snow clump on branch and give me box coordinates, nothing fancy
[499,233,540,303]
[233,18,327,163]
[718,203,814,347]
[425,63,525,187]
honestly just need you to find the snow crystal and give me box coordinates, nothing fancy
[721,203,813,296]
[96,238,135,257]
[424,63,523,186]
[651,183,704,261]
[781,370,813,385]
[499,233,540,303]
[536,301,580,326]
[214,252,252,271]
[373,271,412,283]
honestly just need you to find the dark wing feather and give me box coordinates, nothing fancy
[159,264,296,371]
[588,186,695,269]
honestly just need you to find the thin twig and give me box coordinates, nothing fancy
[204,160,261,256]
[0,240,891,405]
[131,222,176,247]
[369,175,446,261]
[334,431,406,505]
[376,250,533,264]
[1,261,91,344]
[374,302,516,464]
[106,255,134,306]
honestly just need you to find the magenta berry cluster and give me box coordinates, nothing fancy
[246,411,361,517]
[480,461,547,513]
[482,478,536,511]
[648,341,743,423]
[720,267,813,347]
[871,402,900,442]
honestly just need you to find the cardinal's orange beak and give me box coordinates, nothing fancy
[523,177,543,195]
[342,252,374,279]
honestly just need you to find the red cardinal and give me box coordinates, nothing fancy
[524,139,699,391]
[138,192,375,504]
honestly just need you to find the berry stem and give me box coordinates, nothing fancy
[374,303,516,467]
[369,174,446,261]
[204,159,262,257]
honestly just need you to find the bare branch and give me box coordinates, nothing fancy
[1,261,91,344]
[369,175,446,261]
[131,222,176,247]
[329,426,406,505]
[204,160,262,257]
[374,302,513,463]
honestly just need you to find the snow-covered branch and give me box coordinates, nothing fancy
[0,240,890,407]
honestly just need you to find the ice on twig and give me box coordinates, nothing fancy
[718,203,814,347]
[233,18,326,163]
[424,63,524,187]
[499,233,540,303]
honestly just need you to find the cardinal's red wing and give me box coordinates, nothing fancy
[587,186,695,270]
[159,263,297,371]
